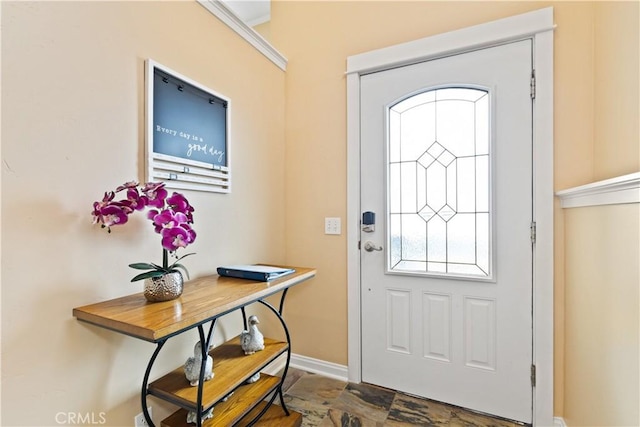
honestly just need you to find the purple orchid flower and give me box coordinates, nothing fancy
[146,209,160,232]
[111,199,136,214]
[93,181,196,282]
[161,226,192,251]
[150,209,188,231]
[92,191,115,224]
[181,223,197,244]
[167,192,195,223]
[141,182,168,209]
[126,188,147,211]
[115,181,139,192]
[97,204,129,231]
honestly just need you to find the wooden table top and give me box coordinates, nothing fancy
[72,266,316,342]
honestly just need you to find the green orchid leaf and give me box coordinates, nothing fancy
[130,270,166,282]
[128,262,157,270]
[128,252,194,281]
[173,252,196,264]
[167,253,195,270]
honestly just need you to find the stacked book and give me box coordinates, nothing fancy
[217,265,295,282]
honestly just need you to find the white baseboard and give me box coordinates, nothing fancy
[261,352,349,382]
[290,353,349,382]
[554,417,567,427]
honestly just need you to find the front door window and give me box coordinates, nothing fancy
[387,87,492,278]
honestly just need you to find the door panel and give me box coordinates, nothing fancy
[360,40,533,423]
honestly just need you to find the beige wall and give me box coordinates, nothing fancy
[561,2,639,426]
[593,1,640,181]
[563,204,639,427]
[269,0,639,424]
[1,1,285,425]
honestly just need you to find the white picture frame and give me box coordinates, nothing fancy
[145,59,231,193]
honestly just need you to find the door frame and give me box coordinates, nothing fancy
[346,8,555,426]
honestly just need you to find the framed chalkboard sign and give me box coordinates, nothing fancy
[146,59,231,193]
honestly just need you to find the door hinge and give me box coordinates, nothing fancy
[530,70,536,99]
[531,364,536,387]
[530,221,537,244]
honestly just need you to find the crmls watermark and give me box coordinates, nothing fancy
[55,412,107,425]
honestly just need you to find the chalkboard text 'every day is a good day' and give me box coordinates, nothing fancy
[156,125,225,163]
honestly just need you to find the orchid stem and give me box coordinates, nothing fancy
[163,249,168,270]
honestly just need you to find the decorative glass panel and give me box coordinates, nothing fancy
[388,87,491,278]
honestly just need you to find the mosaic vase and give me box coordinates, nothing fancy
[143,272,183,302]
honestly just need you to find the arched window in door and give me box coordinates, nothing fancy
[387,87,492,278]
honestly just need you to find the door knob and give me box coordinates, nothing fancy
[363,241,383,252]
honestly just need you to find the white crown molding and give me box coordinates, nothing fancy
[197,0,287,71]
[245,14,271,28]
[556,172,640,208]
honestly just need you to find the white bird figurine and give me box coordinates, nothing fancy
[184,341,214,386]
[240,315,264,355]
[245,372,261,384]
[187,407,213,424]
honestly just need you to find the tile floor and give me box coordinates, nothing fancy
[276,368,528,427]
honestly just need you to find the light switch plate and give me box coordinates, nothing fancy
[325,217,341,235]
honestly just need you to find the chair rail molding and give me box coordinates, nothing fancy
[197,0,287,71]
[556,172,640,208]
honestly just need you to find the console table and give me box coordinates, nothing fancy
[73,266,316,427]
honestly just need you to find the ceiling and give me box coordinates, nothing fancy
[221,0,271,27]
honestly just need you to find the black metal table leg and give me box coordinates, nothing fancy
[257,299,292,417]
[141,340,166,427]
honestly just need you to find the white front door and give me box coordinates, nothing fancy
[360,40,533,423]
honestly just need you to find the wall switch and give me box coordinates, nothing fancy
[134,407,152,427]
[325,217,341,235]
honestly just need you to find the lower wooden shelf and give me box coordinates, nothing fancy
[236,402,303,427]
[162,402,302,427]
[161,373,292,426]
[149,336,287,412]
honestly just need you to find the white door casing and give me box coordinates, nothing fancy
[361,40,533,422]
[346,8,554,426]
